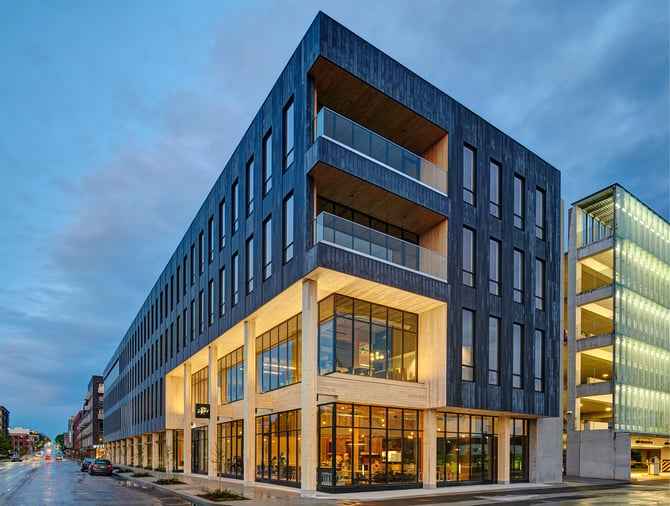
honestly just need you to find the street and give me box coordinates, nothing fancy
[0,457,190,505]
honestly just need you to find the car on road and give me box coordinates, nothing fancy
[44,455,52,461]
[88,459,113,476]
[10,453,22,462]
[55,453,63,461]
[80,457,95,471]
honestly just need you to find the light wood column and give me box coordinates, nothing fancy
[422,408,437,488]
[140,434,147,468]
[183,362,192,474]
[243,319,256,485]
[165,429,174,473]
[208,344,218,478]
[151,433,158,470]
[300,279,318,496]
[497,416,511,484]
[125,438,130,466]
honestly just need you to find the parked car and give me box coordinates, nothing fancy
[80,457,95,471]
[10,453,21,462]
[55,453,63,461]
[88,459,113,476]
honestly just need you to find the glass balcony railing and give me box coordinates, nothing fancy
[314,212,447,280]
[313,107,447,194]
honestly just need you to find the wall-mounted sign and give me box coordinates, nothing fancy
[195,403,210,419]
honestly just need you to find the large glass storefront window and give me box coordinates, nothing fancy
[218,346,244,404]
[436,413,496,486]
[217,420,244,479]
[257,315,302,393]
[191,426,208,475]
[318,403,422,491]
[173,429,184,472]
[510,418,528,482]
[318,295,417,381]
[255,409,301,486]
[146,434,153,469]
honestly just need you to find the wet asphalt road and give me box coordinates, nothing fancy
[0,458,191,505]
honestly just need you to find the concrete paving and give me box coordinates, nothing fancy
[111,466,670,505]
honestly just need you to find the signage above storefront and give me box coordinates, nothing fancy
[195,403,210,419]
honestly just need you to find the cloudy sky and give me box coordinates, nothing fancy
[0,0,667,439]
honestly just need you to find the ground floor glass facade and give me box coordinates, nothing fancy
[217,419,244,479]
[318,403,423,491]
[255,409,301,486]
[191,427,208,475]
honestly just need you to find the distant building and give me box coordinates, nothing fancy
[9,427,32,455]
[565,184,670,479]
[78,376,104,458]
[0,406,9,438]
[71,410,83,455]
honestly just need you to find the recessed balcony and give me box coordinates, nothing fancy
[314,212,447,281]
[313,107,447,195]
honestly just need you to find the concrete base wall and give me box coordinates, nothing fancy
[569,430,630,480]
[531,417,563,483]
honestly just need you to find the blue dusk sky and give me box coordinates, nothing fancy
[0,1,668,439]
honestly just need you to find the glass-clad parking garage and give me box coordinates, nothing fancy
[566,184,670,478]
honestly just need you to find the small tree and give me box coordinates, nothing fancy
[211,437,225,491]
[0,433,10,456]
[164,442,173,481]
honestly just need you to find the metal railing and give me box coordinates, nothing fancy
[313,107,447,194]
[314,212,447,280]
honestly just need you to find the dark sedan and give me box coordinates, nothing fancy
[88,459,113,476]
[80,457,95,472]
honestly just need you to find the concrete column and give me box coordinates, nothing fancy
[243,319,257,485]
[208,344,218,479]
[300,279,318,497]
[566,206,580,477]
[529,418,562,483]
[422,408,437,489]
[165,429,174,472]
[496,416,511,484]
[151,433,159,470]
[125,438,130,466]
[183,362,192,474]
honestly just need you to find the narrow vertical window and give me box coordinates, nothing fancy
[535,258,545,310]
[488,316,500,385]
[170,275,174,310]
[199,231,205,274]
[489,238,500,295]
[490,160,501,217]
[263,215,272,280]
[183,308,188,346]
[190,244,196,284]
[246,235,254,294]
[263,129,272,195]
[283,193,294,263]
[463,145,475,206]
[514,175,525,229]
[535,187,545,239]
[182,256,187,294]
[176,315,180,353]
[219,199,226,249]
[208,279,214,326]
[218,267,226,316]
[462,227,475,287]
[462,308,474,381]
[176,266,180,303]
[246,157,254,216]
[198,290,204,333]
[208,216,215,262]
[283,97,294,170]
[232,179,239,235]
[190,300,195,340]
[534,329,544,391]
[513,249,524,303]
[513,323,523,388]
[231,252,239,307]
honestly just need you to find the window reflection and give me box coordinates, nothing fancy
[257,314,302,393]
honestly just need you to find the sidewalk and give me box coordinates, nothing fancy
[113,469,646,506]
